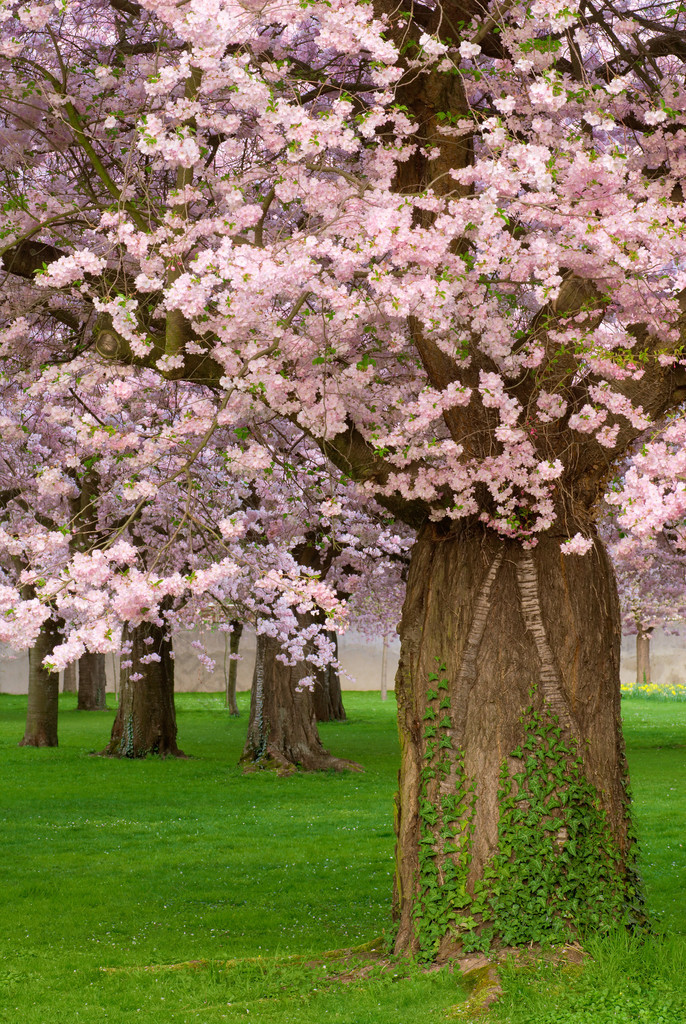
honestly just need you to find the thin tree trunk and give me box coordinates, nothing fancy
[240,632,357,771]
[225,620,242,716]
[103,620,183,757]
[381,637,389,702]
[62,660,77,694]
[636,628,652,685]
[77,652,107,710]
[111,654,119,699]
[393,521,643,961]
[20,617,60,747]
[312,632,346,722]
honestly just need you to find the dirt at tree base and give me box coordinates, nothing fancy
[99,935,588,1020]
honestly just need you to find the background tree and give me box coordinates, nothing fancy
[609,531,686,687]
[19,616,61,747]
[104,610,182,757]
[224,620,242,716]
[77,653,108,711]
[0,359,351,760]
[62,660,77,694]
[311,632,346,723]
[605,427,686,686]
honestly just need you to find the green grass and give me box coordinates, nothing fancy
[0,693,685,1022]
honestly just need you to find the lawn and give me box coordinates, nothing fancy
[0,692,685,1023]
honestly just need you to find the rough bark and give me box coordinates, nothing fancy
[103,620,183,757]
[77,652,107,710]
[312,632,346,722]
[393,521,642,960]
[636,629,652,685]
[62,660,78,694]
[225,620,242,716]
[240,633,357,771]
[20,618,61,747]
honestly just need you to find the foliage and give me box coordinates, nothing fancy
[470,704,641,950]
[622,681,686,701]
[413,661,475,959]
[413,677,643,959]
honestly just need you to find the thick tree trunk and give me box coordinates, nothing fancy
[20,618,61,747]
[77,652,107,710]
[393,522,643,961]
[312,632,346,722]
[103,620,183,757]
[240,633,357,771]
[225,620,242,716]
[62,660,78,694]
[636,628,652,685]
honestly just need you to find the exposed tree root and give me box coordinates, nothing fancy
[240,745,363,774]
[100,936,588,1024]
[99,936,387,974]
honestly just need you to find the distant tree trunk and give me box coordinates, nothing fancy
[77,652,107,710]
[225,620,242,716]
[380,636,389,701]
[240,632,358,772]
[20,617,60,748]
[312,632,346,722]
[636,627,652,685]
[62,660,78,694]
[103,619,183,758]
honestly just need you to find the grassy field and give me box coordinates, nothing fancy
[0,692,685,1023]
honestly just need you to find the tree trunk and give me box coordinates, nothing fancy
[636,628,652,686]
[312,632,346,722]
[20,618,61,747]
[393,521,643,961]
[62,660,77,694]
[77,652,107,710]
[103,620,183,757]
[381,636,389,701]
[225,620,242,716]
[240,633,357,771]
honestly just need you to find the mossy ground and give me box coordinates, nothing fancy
[0,692,685,1022]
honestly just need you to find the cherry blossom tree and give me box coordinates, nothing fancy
[0,362,352,752]
[1,355,402,760]
[240,507,409,768]
[607,528,685,686]
[604,430,686,686]
[2,0,686,955]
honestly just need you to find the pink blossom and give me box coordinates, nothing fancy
[561,534,594,556]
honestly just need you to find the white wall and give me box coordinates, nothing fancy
[0,630,400,694]
[163,628,399,693]
[2,627,682,695]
